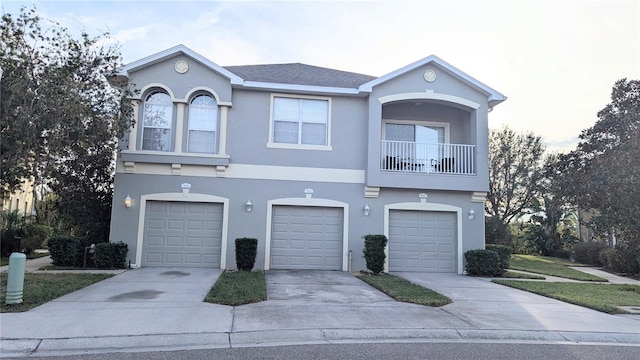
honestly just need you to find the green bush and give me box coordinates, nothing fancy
[465,249,501,276]
[48,236,95,267]
[21,224,51,254]
[599,244,640,274]
[485,216,512,246]
[94,242,128,269]
[551,249,572,259]
[363,234,387,274]
[572,242,608,266]
[235,238,258,271]
[486,244,512,272]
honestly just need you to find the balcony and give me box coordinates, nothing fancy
[380,140,475,175]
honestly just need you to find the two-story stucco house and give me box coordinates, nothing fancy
[108,45,506,274]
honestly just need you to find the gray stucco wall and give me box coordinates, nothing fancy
[110,172,484,271]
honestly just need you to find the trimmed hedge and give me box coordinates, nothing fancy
[48,237,89,267]
[235,237,258,271]
[94,242,128,269]
[572,242,608,266]
[599,245,640,274]
[486,244,512,272]
[363,234,387,274]
[465,249,501,276]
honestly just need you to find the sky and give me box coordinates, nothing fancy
[1,0,638,153]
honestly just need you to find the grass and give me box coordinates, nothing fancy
[356,272,451,307]
[502,270,546,280]
[510,255,606,282]
[0,272,113,312]
[493,280,640,314]
[205,270,267,306]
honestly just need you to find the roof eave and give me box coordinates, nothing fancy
[240,81,363,95]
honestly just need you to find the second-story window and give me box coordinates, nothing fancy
[188,94,217,153]
[272,96,329,146]
[142,91,173,151]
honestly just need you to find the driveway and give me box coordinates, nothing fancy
[1,267,233,338]
[396,272,640,334]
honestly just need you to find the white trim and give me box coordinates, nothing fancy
[120,149,230,159]
[243,81,361,95]
[378,92,480,110]
[268,93,332,150]
[359,54,507,105]
[136,83,177,101]
[382,119,451,144]
[184,86,224,104]
[264,198,349,271]
[121,44,243,85]
[384,202,463,274]
[135,193,229,269]
[115,162,364,183]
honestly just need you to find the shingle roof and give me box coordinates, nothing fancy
[223,63,377,88]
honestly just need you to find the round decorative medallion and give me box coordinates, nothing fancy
[174,60,189,74]
[423,69,436,82]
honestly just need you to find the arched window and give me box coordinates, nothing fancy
[188,94,217,153]
[142,91,173,151]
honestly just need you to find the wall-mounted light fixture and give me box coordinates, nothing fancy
[124,195,132,208]
[304,188,314,200]
[363,204,370,216]
[419,193,428,204]
[468,209,476,220]
[245,200,253,212]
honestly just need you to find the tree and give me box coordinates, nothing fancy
[558,79,640,271]
[0,7,134,241]
[485,126,545,244]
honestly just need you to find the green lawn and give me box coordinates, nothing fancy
[510,255,606,281]
[503,270,546,280]
[205,270,267,306]
[0,272,113,312]
[356,273,451,307]
[493,280,640,314]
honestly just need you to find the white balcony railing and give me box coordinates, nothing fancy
[380,140,476,175]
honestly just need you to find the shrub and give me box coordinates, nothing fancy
[572,242,608,266]
[1,210,26,257]
[235,238,258,271]
[600,244,640,274]
[465,249,501,276]
[94,242,128,269]
[551,249,572,259]
[21,224,51,254]
[48,236,95,267]
[486,244,512,272]
[363,234,387,274]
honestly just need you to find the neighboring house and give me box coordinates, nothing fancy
[108,45,506,274]
[1,180,35,218]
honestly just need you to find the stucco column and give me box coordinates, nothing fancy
[218,105,229,156]
[175,102,186,153]
[129,100,139,150]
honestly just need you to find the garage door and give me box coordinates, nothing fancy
[388,210,456,272]
[142,201,223,267]
[270,206,343,270]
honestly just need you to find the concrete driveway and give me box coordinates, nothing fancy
[3,268,640,357]
[396,272,640,335]
[1,267,233,339]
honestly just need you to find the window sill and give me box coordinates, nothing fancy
[267,143,332,151]
[120,150,230,166]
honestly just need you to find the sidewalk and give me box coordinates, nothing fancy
[1,259,639,357]
[0,255,126,275]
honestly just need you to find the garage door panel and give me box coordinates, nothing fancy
[389,210,456,273]
[270,206,343,270]
[143,201,222,268]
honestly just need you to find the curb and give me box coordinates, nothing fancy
[3,329,640,357]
